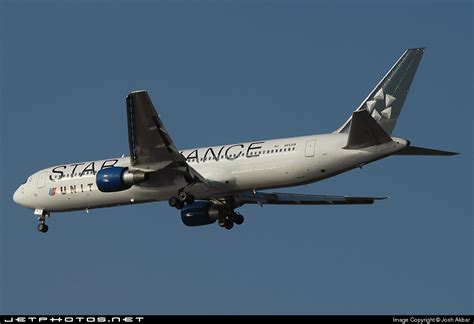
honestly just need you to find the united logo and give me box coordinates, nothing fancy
[48,188,56,196]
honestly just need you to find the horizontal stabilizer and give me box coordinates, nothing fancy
[394,145,459,156]
[344,109,393,149]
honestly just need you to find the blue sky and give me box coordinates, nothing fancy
[1,0,472,314]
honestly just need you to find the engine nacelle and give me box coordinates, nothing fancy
[96,167,148,192]
[180,202,232,227]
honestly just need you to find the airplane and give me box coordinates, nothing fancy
[13,48,458,233]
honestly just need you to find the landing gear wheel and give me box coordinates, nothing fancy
[218,218,226,227]
[37,223,48,233]
[233,213,244,225]
[175,200,184,210]
[185,194,195,205]
[178,191,188,201]
[178,191,195,205]
[224,220,234,230]
[169,197,179,208]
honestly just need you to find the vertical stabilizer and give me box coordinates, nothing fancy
[344,110,393,149]
[336,48,425,135]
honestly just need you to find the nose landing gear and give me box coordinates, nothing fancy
[37,222,48,233]
[34,209,49,233]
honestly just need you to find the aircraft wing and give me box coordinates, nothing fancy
[234,191,387,205]
[126,90,206,183]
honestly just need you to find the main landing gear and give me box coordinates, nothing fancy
[217,212,244,230]
[34,209,49,233]
[170,192,244,231]
[168,191,195,209]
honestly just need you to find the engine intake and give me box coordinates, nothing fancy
[180,202,232,227]
[96,167,148,192]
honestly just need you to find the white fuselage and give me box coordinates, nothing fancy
[13,133,408,212]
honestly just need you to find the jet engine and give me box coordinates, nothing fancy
[180,201,233,227]
[96,167,148,192]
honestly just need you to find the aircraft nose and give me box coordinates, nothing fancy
[13,186,23,205]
